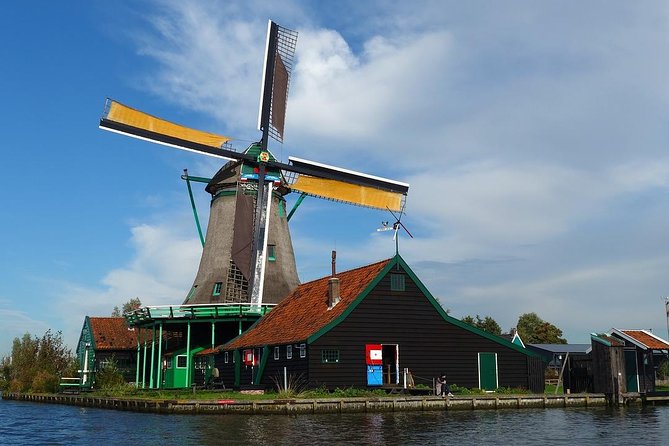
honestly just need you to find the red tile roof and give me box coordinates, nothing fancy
[89,317,139,350]
[620,329,669,350]
[225,259,391,349]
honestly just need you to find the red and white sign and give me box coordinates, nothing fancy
[243,349,256,366]
[366,344,382,365]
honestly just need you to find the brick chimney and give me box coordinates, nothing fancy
[328,277,340,309]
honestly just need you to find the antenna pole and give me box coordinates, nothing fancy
[665,297,669,341]
[395,229,399,256]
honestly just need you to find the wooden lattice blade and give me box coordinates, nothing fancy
[99,99,246,161]
[290,175,404,211]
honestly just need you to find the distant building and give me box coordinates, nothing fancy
[500,328,525,348]
[527,343,592,392]
[606,328,669,393]
[219,255,545,392]
[76,316,145,387]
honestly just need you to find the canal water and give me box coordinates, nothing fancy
[1,399,668,445]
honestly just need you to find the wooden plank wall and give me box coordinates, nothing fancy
[306,268,543,391]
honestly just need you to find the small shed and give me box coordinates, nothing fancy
[590,333,626,396]
[76,316,143,387]
[219,255,545,392]
[607,328,669,393]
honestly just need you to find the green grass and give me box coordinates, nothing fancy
[544,384,564,394]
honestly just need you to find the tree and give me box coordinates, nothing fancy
[0,355,13,391]
[9,333,38,392]
[8,330,76,393]
[112,297,142,317]
[516,312,567,344]
[461,314,502,335]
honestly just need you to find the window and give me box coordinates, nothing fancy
[268,244,276,262]
[299,343,306,358]
[176,355,187,368]
[212,282,222,296]
[166,357,172,369]
[224,352,229,364]
[321,349,340,363]
[274,346,279,360]
[286,345,293,359]
[390,273,405,291]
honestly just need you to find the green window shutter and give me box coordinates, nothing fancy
[390,273,405,291]
[212,282,222,296]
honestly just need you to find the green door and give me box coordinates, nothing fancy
[624,350,639,392]
[479,352,498,391]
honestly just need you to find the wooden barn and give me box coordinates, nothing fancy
[607,328,669,393]
[218,255,545,392]
[76,316,144,387]
[590,333,626,396]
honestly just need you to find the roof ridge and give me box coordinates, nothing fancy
[298,257,392,286]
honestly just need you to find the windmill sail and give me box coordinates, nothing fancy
[99,19,410,309]
[258,20,297,144]
[100,99,242,161]
[285,157,409,212]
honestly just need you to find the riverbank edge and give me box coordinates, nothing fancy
[2,392,611,415]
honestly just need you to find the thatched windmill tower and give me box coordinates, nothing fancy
[100,21,409,308]
[184,146,299,305]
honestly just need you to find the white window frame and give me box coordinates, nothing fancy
[287,345,293,359]
[274,346,280,360]
[176,355,187,369]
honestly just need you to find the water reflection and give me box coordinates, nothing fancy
[1,400,668,446]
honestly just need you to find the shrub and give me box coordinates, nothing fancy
[31,370,60,393]
[270,372,307,398]
[95,357,126,390]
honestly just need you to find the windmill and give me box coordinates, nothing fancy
[99,20,409,307]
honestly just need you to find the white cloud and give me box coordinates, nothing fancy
[95,2,669,346]
[46,217,201,350]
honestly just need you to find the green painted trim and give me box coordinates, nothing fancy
[233,350,241,387]
[156,322,164,389]
[149,325,156,388]
[135,335,141,387]
[287,192,307,222]
[181,174,212,184]
[185,173,205,247]
[591,333,611,347]
[307,254,543,360]
[213,189,238,199]
[394,255,544,359]
[185,321,191,386]
[142,337,148,389]
[255,346,270,385]
[307,258,399,344]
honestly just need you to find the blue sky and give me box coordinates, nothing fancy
[2,1,669,355]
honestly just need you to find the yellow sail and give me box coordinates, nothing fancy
[290,175,403,211]
[105,100,231,148]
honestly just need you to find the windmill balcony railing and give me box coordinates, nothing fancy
[124,303,275,326]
